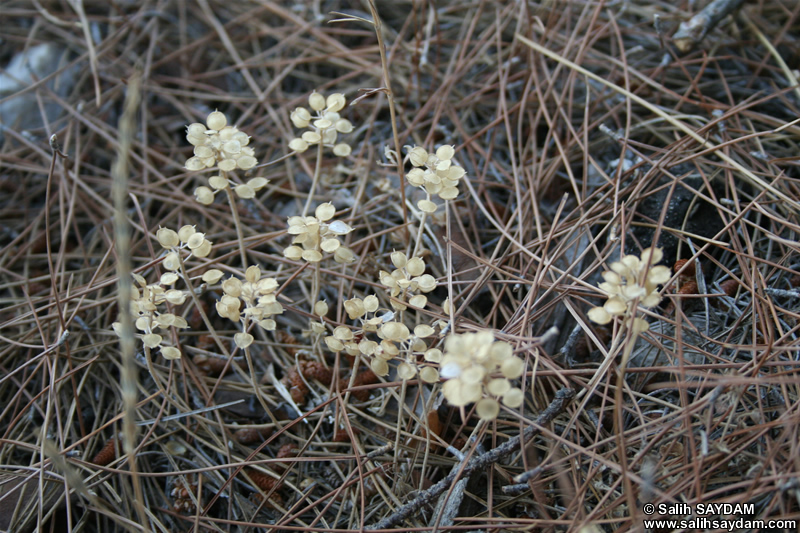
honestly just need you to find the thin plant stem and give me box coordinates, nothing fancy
[223,175,248,268]
[412,210,427,258]
[366,0,408,241]
[243,340,272,417]
[393,378,408,473]
[614,323,642,528]
[177,252,229,358]
[310,260,322,348]
[110,72,148,529]
[302,141,324,217]
[312,261,320,310]
[341,353,363,408]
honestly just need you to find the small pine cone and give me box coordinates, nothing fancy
[282,366,310,404]
[188,301,210,330]
[286,366,303,389]
[274,442,299,474]
[677,280,699,295]
[91,437,117,466]
[427,409,442,439]
[250,491,283,508]
[193,353,230,376]
[338,376,357,400]
[340,369,378,402]
[573,333,592,360]
[276,442,298,459]
[719,279,739,297]
[300,360,333,383]
[195,334,216,351]
[245,468,280,492]
[673,258,696,278]
[353,369,378,386]
[233,426,273,445]
[333,426,359,443]
[352,369,379,401]
[275,330,302,356]
[450,437,467,451]
[289,384,308,404]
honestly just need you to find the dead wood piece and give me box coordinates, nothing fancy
[672,0,747,52]
[367,387,575,530]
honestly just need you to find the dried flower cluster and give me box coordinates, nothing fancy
[289,92,353,157]
[439,331,525,421]
[110,89,534,433]
[216,265,284,348]
[394,327,441,383]
[185,111,258,171]
[587,247,670,334]
[378,252,437,310]
[405,145,466,213]
[112,272,189,360]
[323,295,437,379]
[157,225,214,269]
[324,295,391,374]
[283,202,355,263]
[195,175,269,205]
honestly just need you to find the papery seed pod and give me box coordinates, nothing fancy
[233,426,273,445]
[91,436,118,466]
[206,111,227,131]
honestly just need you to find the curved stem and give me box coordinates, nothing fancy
[614,321,640,528]
[412,211,427,258]
[366,1,408,241]
[177,252,229,357]
[302,141,324,217]
[243,337,272,416]
[311,260,321,313]
[223,175,248,269]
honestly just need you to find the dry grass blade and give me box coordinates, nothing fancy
[2,1,800,531]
